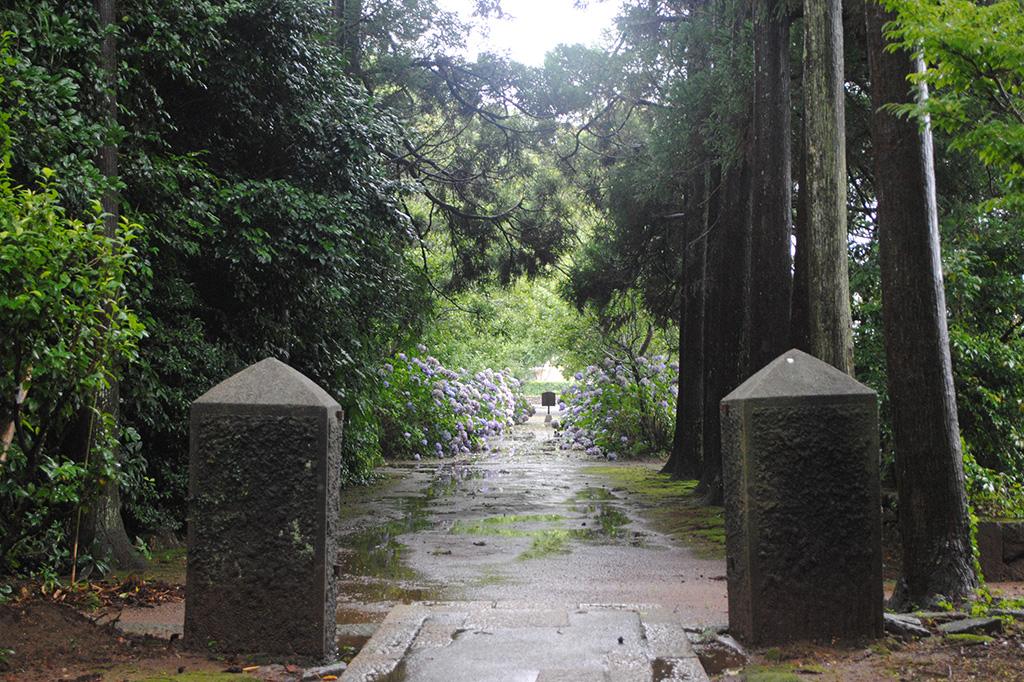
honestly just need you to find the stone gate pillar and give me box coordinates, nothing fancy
[721,349,882,645]
[184,358,342,659]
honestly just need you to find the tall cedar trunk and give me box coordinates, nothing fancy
[333,0,363,80]
[679,172,708,480]
[667,175,706,479]
[699,162,750,505]
[81,0,144,571]
[744,0,793,375]
[865,1,978,608]
[791,110,810,351]
[800,0,854,373]
[666,6,714,480]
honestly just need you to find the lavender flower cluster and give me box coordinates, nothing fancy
[558,355,678,459]
[377,346,534,459]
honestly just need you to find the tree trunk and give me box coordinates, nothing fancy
[865,1,978,608]
[667,174,707,480]
[333,0,363,80]
[82,0,144,573]
[744,0,793,375]
[679,173,708,481]
[791,110,809,352]
[699,161,750,505]
[801,0,854,373]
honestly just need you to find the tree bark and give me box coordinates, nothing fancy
[744,0,793,375]
[791,110,810,352]
[699,161,750,505]
[333,0,363,80]
[82,0,145,573]
[865,1,978,608]
[667,174,707,480]
[800,0,854,373]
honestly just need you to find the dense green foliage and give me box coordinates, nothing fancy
[883,0,1024,210]
[558,356,677,459]
[376,351,532,460]
[0,154,143,574]
[423,277,575,378]
[4,0,1024,585]
[1,0,433,537]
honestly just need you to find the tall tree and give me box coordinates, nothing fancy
[699,162,750,505]
[665,172,707,480]
[744,0,793,375]
[78,0,144,572]
[865,0,978,608]
[332,0,363,81]
[800,0,854,372]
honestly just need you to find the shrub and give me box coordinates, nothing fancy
[964,447,1024,520]
[375,348,533,459]
[0,165,143,576]
[558,355,677,458]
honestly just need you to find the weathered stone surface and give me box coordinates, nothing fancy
[343,603,708,682]
[301,661,347,680]
[721,349,883,645]
[992,608,1024,620]
[884,613,931,639]
[913,611,968,623]
[937,617,1004,636]
[184,358,342,659]
[978,520,1024,581]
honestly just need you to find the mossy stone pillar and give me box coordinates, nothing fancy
[721,349,882,645]
[184,358,342,659]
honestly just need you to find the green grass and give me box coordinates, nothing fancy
[133,674,259,682]
[522,381,570,396]
[740,668,803,682]
[519,530,577,559]
[451,514,565,536]
[583,464,726,558]
[110,546,187,583]
[945,633,994,645]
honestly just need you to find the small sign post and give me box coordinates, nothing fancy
[541,392,556,424]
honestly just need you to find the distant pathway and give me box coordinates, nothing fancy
[336,411,727,680]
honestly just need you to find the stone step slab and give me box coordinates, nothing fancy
[339,602,709,682]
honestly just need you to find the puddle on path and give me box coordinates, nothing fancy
[334,413,728,660]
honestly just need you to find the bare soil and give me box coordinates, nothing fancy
[0,597,233,682]
[714,623,1024,681]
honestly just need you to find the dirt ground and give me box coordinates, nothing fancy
[713,618,1024,681]
[0,597,246,682]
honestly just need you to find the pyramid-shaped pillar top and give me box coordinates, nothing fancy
[193,357,339,409]
[723,349,875,404]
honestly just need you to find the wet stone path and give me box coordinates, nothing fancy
[336,411,727,681]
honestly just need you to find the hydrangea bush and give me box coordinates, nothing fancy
[558,355,678,458]
[376,346,534,459]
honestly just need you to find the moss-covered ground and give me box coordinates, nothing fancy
[582,464,726,559]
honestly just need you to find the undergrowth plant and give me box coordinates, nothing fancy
[558,355,677,458]
[375,348,533,459]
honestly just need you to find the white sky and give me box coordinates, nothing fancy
[436,0,621,67]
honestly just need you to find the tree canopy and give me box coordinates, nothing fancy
[2,0,1023,612]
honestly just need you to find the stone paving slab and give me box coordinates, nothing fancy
[340,602,708,682]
